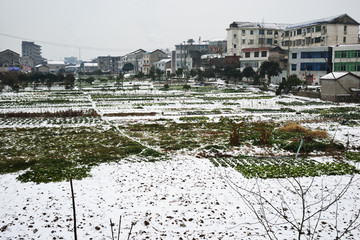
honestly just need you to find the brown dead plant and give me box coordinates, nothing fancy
[279,122,328,139]
[230,122,243,146]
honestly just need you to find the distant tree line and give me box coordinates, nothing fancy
[0,72,75,92]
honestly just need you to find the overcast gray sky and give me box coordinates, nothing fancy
[1,0,359,60]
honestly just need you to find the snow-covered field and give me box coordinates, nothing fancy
[1,82,359,239]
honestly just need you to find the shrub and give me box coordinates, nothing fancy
[230,122,242,146]
[183,84,191,90]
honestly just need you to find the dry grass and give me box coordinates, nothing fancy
[307,130,329,139]
[279,122,328,139]
[104,112,157,117]
[279,122,308,133]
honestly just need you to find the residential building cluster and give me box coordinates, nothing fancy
[1,13,359,86]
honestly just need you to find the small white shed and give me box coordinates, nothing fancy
[320,72,360,102]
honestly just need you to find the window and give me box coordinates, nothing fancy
[274,40,278,45]
[242,30,246,35]
[258,38,265,45]
[266,38,273,45]
[291,64,297,71]
[285,31,289,37]
[356,64,360,71]
[315,25,321,32]
[306,27,311,33]
[292,53,297,59]
[249,39,254,45]
[297,29,302,35]
[306,37,311,45]
[245,52,251,58]
[344,25,347,33]
[356,51,360,58]
[301,51,329,59]
[254,52,259,57]
[300,63,328,71]
[250,30,254,35]
[282,40,291,46]
[343,37,346,43]
[234,44,237,49]
[234,34,237,38]
[242,39,246,44]
[259,29,265,35]
[261,51,267,57]
[267,30,273,35]
[314,37,321,43]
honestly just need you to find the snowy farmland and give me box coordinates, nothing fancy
[1,81,360,239]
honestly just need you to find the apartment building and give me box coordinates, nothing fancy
[208,39,227,55]
[142,49,168,75]
[22,41,44,66]
[332,44,360,74]
[239,46,288,83]
[97,56,121,73]
[118,49,146,73]
[289,46,331,85]
[227,14,359,57]
[227,22,288,57]
[175,40,209,70]
[282,14,359,48]
[289,44,360,85]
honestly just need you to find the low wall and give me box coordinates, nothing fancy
[293,91,321,99]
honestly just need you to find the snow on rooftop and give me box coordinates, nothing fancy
[209,38,227,42]
[47,60,65,65]
[286,14,346,30]
[232,22,290,30]
[84,63,98,67]
[320,72,349,80]
[201,54,223,59]
[155,59,171,64]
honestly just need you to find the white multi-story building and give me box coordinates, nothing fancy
[227,22,288,57]
[227,14,360,58]
[282,14,359,48]
[118,49,146,73]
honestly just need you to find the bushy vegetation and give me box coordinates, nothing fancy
[0,127,163,183]
[210,156,359,179]
[0,72,75,91]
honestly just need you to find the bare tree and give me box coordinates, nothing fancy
[224,173,360,240]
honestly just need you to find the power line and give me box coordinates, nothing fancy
[0,32,129,53]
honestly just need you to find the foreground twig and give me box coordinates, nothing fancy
[70,177,77,240]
